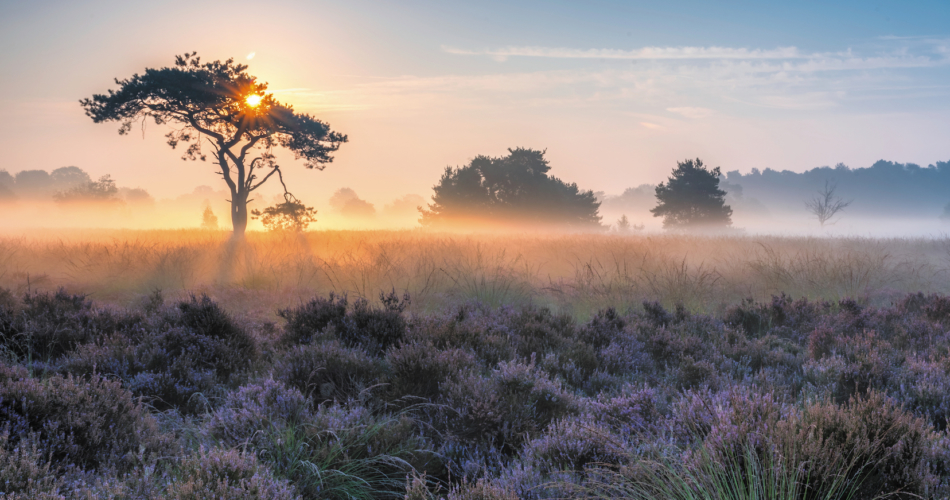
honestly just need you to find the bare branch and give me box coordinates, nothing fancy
[805,181,853,227]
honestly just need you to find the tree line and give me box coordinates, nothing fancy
[84,52,916,235]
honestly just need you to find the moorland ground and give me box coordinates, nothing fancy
[4,230,950,498]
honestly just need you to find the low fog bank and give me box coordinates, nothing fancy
[6,159,950,237]
[0,165,425,231]
[598,158,950,237]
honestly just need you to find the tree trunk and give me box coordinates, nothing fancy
[231,195,248,239]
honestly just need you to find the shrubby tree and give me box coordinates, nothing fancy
[805,181,852,227]
[420,148,602,229]
[0,166,92,199]
[81,52,347,238]
[0,171,14,201]
[201,204,219,230]
[329,187,376,218]
[251,193,318,232]
[616,214,631,232]
[651,158,732,229]
[119,187,154,205]
[940,202,950,223]
[53,175,122,206]
[50,166,93,189]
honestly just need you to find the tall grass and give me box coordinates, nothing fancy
[1,229,947,319]
[576,443,877,500]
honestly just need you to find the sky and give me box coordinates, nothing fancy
[1,0,949,207]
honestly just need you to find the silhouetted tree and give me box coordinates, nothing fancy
[0,171,15,202]
[201,204,219,230]
[329,188,376,218]
[50,166,92,190]
[81,52,347,238]
[940,202,950,223]
[53,175,122,206]
[651,158,732,229]
[251,193,317,232]
[806,181,852,227]
[13,170,52,197]
[420,148,602,229]
[616,214,631,232]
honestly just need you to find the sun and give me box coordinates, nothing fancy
[245,94,262,107]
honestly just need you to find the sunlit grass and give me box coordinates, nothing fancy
[1,228,947,320]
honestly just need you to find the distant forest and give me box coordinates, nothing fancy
[0,166,152,204]
[602,159,950,220]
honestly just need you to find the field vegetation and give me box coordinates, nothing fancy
[3,230,950,498]
[2,229,948,318]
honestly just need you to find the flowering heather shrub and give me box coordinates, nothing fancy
[279,291,409,356]
[442,359,577,454]
[258,403,430,499]
[56,294,259,412]
[274,341,387,403]
[578,307,626,349]
[804,330,898,403]
[776,391,944,498]
[520,416,630,474]
[585,384,663,437]
[170,294,257,361]
[689,389,787,464]
[724,293,829,341]
[407,304,517,367]
[339,291,410,356]
[386,341,477,401]
[277,292,348,345]
[0,288,139,362]
[166,448,299,500]
[807,324,837,359]
[446,479,519,500]
[896,356,950,430]
[0,366,172,471]
[60,324,246,412]
[13,286,950,497]
[206,379,311,448]
[0,431,64,498]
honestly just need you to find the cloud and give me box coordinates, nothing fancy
[442,41,950,73]
[280,38,950,117]
[667,107,714,119]
[442,45,807,60]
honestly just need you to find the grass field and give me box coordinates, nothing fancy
[4,229,950,498]
[2,229,948,319]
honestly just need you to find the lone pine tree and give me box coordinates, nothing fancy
[81,53,346,237]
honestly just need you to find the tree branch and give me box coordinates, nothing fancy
[249,163,285,193]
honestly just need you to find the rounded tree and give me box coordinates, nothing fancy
[651,158,732,229]
[80,53,347,238]
[420,148,602,229]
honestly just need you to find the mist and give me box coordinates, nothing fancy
[6,157,950,238]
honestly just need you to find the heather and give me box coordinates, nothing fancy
[3,283,950,498]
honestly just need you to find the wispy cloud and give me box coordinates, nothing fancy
[283,39,950,116]
[667,107,714,119]
[442,45,808,61]
[443,41,950,73]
